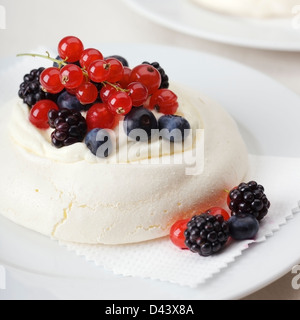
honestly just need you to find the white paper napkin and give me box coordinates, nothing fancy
[59,154,300,288]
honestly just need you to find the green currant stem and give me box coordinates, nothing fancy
[103,81,129,92]
[16,52,68,68]
[17,52,130,92]
[224,189,230,194]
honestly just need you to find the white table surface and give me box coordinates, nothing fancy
[0,0,299,300]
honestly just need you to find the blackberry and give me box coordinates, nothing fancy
[18,67,58,108]
[228,181,270,221]
[184,213,229,256]
[142,61,169,89]
[48,109,87,148]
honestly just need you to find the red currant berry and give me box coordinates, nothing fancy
[80,48,104,69]
[59,64,84,89]
[29,100,59,129]
[170,219,189,249]
[88,60,110,83]
[107,91,133,115]
[66,86,81,95]
[206,207,231,221]
[65,73,89,95]
[127,82,148,106]
[86,103,117,130]
[40,67,64,94]
[105,58,124,83]
[100,85,120,103]
[58,36,84,63]
[118,67,132,88]
[129,64,161,95]
[149,89,178,114]
[76,82,98,105]
[113,114,122,128]
[143,96,151,110]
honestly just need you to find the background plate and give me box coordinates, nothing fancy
[0,44,300,300]
[124,0,300,51]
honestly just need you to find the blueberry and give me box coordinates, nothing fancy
[85,128,113,158]
[105,55,129,67]
[124,107,158,142]
[53,55,63,68]
[228,214,259,240]
[57,91,84,112]
[158,115,190,142]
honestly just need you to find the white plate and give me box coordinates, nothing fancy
[0,44,300,300]
[124,0,300,51]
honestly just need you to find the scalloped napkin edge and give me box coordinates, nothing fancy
[58,155,300,288]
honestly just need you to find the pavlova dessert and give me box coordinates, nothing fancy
[0,36,270,257]
[191,0,299,18]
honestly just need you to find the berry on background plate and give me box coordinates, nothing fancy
[228,214,259,240]
[206,207,231,221]
[184,213,230,257]
[170,207,231,251]
[169,219,189,250]
[228,181,270,221]
[169,180,270,257]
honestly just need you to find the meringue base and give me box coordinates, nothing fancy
[0,86,248,244]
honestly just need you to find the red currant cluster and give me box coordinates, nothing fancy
[21,36,180,134]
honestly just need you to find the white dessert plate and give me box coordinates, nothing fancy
[123,0,300,51]
[0,44,300,300]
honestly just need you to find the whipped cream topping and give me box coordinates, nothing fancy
[191,0,299,18]
[9,84,200,164]
[0,85,248,244]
